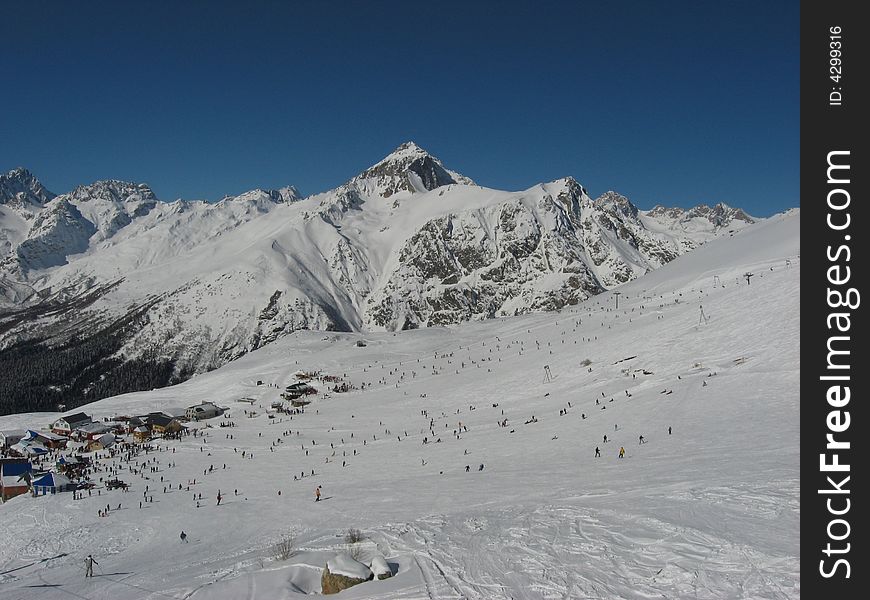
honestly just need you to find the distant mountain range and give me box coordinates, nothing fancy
[0,143,756,414]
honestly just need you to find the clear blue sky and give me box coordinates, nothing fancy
[0,1,798,216]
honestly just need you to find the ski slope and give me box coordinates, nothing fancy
[0,210,800,599]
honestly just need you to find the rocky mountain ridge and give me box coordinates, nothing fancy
[0,144,759,412]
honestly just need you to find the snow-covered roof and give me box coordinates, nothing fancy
[76,422,114,434]
[148,414,177,427]
[31,472,72,488]
[1,474,28,488]
[327,553,372,580]
[57,412,91,425]
[188,402,222,412]
[10,441,48,455]
[25,430,65,442]
[94,433,115,447]
[286,382,313,390]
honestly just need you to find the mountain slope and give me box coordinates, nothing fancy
[0,210,800,598]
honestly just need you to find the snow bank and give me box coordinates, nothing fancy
[326,553,372,580]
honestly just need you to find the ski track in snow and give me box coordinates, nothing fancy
[0,212,799,599]
[374,496,797,600]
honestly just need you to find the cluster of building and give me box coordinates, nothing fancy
[0,401,226,502]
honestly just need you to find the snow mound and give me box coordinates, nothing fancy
[369,555,391,578]
[326,553,373,580]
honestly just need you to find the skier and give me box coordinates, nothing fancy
[603,434,608,443]
[639,435,645,444]
[315,485,322,502]
[618,447,625,458]
[85,554,98,577]
[668,426,672,435]
[465,465,470,472]
[216,490,222,505]
[595,446,600,458]
[479,463,485,471]
[180,531,188,543]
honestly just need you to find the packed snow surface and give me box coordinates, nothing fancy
[0,211,800,599]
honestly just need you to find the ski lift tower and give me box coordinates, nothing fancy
[713,275,722,288]
[613,291,622,310]
[698,305,709,326]
[744,272,755,285]
[543,365,553,384]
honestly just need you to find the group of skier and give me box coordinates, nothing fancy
[593,426,671,459]
[75,294,697,583]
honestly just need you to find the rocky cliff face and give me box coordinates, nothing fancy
[365,179,602,329]
[359,177,741,329]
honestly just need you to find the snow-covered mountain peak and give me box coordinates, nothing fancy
[535,177,589,214]
[647,204,685,219]
[381,141,429,161]
[67,179,158,204]
[647,202,755,229]
[352,142,475,198]
[276,185,302,203]
[5,166,32,178]
[543,176,587,197]
[222,185,303,206]
[0,167,57,207]
[50,179,161,247]
[688,202,755,226]
[593,190,639,221]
